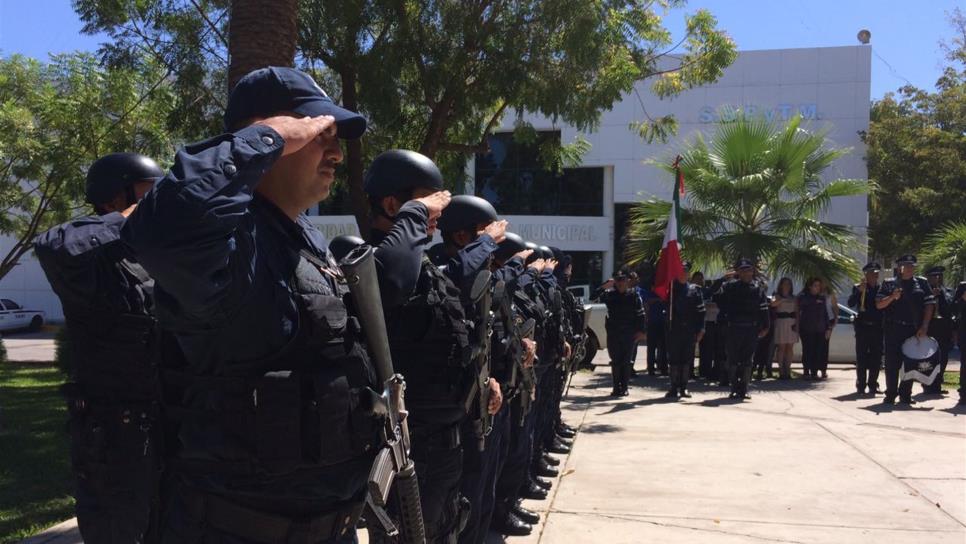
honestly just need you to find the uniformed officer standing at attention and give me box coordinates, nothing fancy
[431,194,509,544]
[715,258,770,400]
[123,67,430,543]
[36,152,165,544]
[593,269,647,396]
[664,262,705,399]
[363,150,481,544]
[954,280,966,404]
[924,266,954,395]
[875,255,936,405]
[848,262,884,395]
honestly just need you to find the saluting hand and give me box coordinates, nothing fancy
[523,338,537,368]
[254,114,337,156]
[530,258,546,272]
[487,378,503,415]
[514,249,534,261]
[545,259,558,272]
[413,190,452,225]
[481,219,508,244]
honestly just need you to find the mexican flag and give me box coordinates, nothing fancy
[652,158,686,301]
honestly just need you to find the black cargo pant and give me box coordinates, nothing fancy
[494,395,535,523]
[646,321,667,374]
[459,406,510,544]
[883,322,916,401]
[854,322,883,392]
[698,321,719,379]
[67,397,161,544]
[725,323,759,396]
[606,328,636,392]
[753,330,775,376]
[800,331,826,377]
[666,328,696,393]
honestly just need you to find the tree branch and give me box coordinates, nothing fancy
[188,0,229,48]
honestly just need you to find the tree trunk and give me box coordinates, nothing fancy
[339,68,370,238]
[227,0,298,91]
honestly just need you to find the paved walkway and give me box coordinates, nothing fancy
[3,330,56,363]
[23,352,966,543]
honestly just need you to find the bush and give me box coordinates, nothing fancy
[0,334,6,363]
[54,326,71,375]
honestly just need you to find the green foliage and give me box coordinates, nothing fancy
[864,9,966,261]
[0,53,179,282]
[54,327,71,375]
[625,112,869,290]
[921,222,966,281]
[0,364,72,543]
[72,0,230,141]
[76,0,735,224]
[0,336,6,364]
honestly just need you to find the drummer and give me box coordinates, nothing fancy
[876,255,936,405]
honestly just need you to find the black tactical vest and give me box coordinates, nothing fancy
[384,256,472,427]
[163,232,384,478]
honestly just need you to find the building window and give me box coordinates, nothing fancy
[475,132,604,216]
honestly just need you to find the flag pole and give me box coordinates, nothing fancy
[668,155,683,326]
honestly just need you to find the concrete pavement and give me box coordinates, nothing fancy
[23,350,965,543]
[3,330,56,362]
[506,352,965,544]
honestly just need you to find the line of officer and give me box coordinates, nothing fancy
[36,153,166,543]
[664,262,706,399]
[593,269,647,396]
[361,150,476,544]
[924,266,955,395]
[875,255,936,405]
[430,194,507,544]
[714,258,770,400]
[122,67,433,543]
[848,262,884,395]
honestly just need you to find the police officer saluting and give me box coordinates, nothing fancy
[848,262,884,395]
[363,150,480,543]
[123,67,426,543]
[924,266,954,395]
[594,269,647,396]
[715,258,770,400]
[664,262,705,399]
[875,255,936,405]
[36,152,165,544]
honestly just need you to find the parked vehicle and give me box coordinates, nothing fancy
[0,298,45,332]
[568,285,606,367]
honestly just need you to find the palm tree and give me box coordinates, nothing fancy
[921,222,966,281]
[227,0,298,90]
[625,112,870,290]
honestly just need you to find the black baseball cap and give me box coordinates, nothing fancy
[896,254,917,265]
[926,266,945,276]
[734,257,754,270]
[862,262,882,272]
[223,67,367,139]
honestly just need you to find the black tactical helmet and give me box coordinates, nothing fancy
[363,150,444,198]
[495,231,527,262]
[524,241,540,264]
[328,234,365,262]
[537,245,554,260]
[85,153,164,206]
[437,195,498,233]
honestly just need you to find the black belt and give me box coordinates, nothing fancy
[886,320,916,327]
[181,486,362,544]
[410,424,461,453]
[776,312,795,319]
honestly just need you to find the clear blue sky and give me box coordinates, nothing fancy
[0,0,959,99]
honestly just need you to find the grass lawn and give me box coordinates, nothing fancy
[943,370,961,390]
[0,363,72,544]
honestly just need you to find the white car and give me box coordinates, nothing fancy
[0,298,45,332]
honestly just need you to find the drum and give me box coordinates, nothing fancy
[900,335,941,385]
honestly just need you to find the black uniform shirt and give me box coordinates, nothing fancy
[595,288,646,334]
[667,281,706,335]
[715,279,769,330]
[876,276,936,326]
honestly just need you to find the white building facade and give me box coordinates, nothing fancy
[0,45,871,321]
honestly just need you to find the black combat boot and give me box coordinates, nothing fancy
[543,453,561,466]
[511,501,541,525]
[533,458,559,478]
[492,510,533,536]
